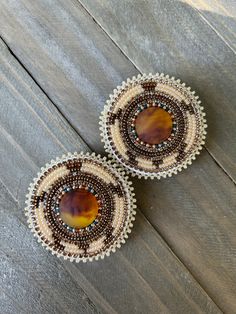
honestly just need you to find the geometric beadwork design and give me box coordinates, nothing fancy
[100,73,207,179]
[25,152,136,262]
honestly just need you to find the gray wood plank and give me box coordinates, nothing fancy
[0,0,134,153]
[79,0,236,183]
[0,183,100,314]
[184,0,236,52]
[0,289,26,314]
[133,152,236,313]
[0,39,220,314]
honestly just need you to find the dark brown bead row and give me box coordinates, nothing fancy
[30,158,130,257]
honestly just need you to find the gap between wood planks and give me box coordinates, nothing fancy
[0,36,224,312]
[0,173,117,314]
[77,0,236,187]
[185,0,236,56]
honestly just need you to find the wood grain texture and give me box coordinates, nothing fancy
[0,0,135,153]
[185,0,236,52]
[0,39,220,314]
[0,184,101,314]
[79,0,236,183]
[133,152,236,313]
[0,289,27,314]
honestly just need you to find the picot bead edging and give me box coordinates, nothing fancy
[25,152,136,262]
[100,73,207,179]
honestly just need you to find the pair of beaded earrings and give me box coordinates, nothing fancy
[25,73,207,262]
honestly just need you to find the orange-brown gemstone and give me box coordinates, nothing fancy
[59,188,99,229]
[135,107,173,144]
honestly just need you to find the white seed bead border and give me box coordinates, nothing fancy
[100,73,207,179]
[25,152,137,263]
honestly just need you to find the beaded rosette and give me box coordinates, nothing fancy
[25,153,136,262]
[100,73,207,179]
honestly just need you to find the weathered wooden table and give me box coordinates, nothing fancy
[0,1,236,313]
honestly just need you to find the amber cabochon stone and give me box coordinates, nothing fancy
[59,188,99,229]
[135,107,173,145]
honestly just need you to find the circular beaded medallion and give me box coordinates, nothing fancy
[100,73,207,179]
[25,152,136,262]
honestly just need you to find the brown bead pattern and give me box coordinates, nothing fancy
[25,153,136,262]
[121,92,185,158]
[100,73,207,179]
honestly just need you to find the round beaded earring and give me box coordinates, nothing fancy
[100,73,207,179]
[25,152,136,262]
